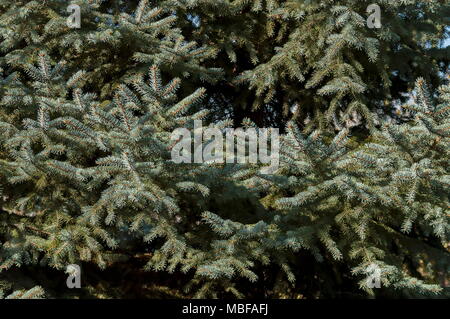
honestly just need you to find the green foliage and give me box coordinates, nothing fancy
[0,284,45,299]
[0,0,448,299]
[0,0,222,99]
[0,52,269,298]
[2,1,448,128]
[265,77,449,297]
[160,0,449,128]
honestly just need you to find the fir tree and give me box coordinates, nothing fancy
[0,0,448,299]
[0,0,222,100]
[0,53,267,298]
[2,1,447,129]
[266,77,449,297]
[0,285,44,299]
[161,0,449,129]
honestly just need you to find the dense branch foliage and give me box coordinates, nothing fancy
[1,1,448,128]
[0,1,449,298]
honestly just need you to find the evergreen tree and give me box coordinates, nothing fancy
[2,1,448,129]
[0,53,270,298]
[265,77,449,297]
[0,285,44,299]
[0,0,448,299]
[0,0,222,100]
[161,0,449,129]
